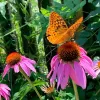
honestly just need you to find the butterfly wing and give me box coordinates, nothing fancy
[46,11,68,44]
[46,11,83,44]
[65,17,83,39]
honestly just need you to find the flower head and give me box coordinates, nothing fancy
[47,42,97,89]
[93,60,100,76]
[0,84,11,100]
[3,52,36,77]
[41,82,55,94]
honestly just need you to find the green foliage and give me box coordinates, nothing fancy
[13,80,45,100]
[0,0,100,100]
[0,1,7,19]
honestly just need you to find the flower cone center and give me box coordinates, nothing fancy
[6,52,21,65]
[57,42,80,62]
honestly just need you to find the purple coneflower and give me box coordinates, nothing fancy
[0,84,10,100]
[93,60,100,76]
[47,41,97,89]
[3,52,36,77]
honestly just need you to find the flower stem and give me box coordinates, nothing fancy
[72,80,79,100]
[52,95,56,100]
[19,67,42,100]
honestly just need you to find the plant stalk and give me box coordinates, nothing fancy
[15,21,24,54]
[19,67,42,100]
[72,80,79,100]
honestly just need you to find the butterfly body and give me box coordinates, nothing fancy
[46,11,83,44]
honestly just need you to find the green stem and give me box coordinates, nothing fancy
[72,80,79,100]
[15,21,24,54]
[52,95,56,100]
[19,67,42,100]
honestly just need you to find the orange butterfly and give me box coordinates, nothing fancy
[46,11,83,44]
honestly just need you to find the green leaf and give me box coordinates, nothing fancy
[88,0,94,3]
[64,0,74,9]
[85,7,100,21]
[93,0,100,7]
[40,8,50,17]
[12,82,32,100]
[76,37,88,46]
[66,93,74,97]
[38,13,48,43]
[67,0,86,17]
[86,21,100,31]
[33,79,45,86]
[0,1,7,19]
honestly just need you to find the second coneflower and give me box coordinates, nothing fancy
[3,52,36,77]
[47,41,97,89]
[93,60,100,76]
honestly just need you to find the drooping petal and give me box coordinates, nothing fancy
[80,58,97,78]
[69,64,79,85]
[51,55,58,68]
[47,70,53,78]
[0,84,11,91]
[48,56,60,78]
[80,47,87,54]
[0,87,10,96]
[74,61,86,89]
[57,63,65,89]
[81,55,93,67]
[19,62,31,76]
[50,60,59,83]
[61,64,70,89]
[21,56,36,65]
[2,65,10,78]
[23,61,36,72]
[0,91,9,100]
[13,64,19,73]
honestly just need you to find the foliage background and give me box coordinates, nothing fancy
[0,0,100,100]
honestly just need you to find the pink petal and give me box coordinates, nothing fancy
[0,91,9,100]
[23,61,36,72]
[50,55,58,68]
[2,65,10,78]
[21,56,36,65]
[47,69,53,78]
[74,61,86,89]
[61,64,70,89]
[57,63,65,89]
[47,56,59,78]
[80,47,87,54]
[19,62,31,76]
[80,58,97,78]
[81,55,93,67]
[13,64,19,73]
[1,88,10,96]
[0,84,11,91]
[50,61,59,83]
[69,64,79,85]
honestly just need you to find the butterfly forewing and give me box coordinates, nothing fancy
[66,17,83,38]
[49,11,68,29]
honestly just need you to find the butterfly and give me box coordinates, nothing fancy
[46,11,83,44]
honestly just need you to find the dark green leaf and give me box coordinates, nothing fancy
[85,7,100,21]
[88,0,94,3]
[0,1,7,19]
